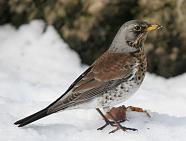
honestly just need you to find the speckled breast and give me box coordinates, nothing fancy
[101,50,147,108]
[100,78,140,108]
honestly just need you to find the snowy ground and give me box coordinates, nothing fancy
[0,21,186,141]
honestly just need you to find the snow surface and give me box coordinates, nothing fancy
[0,20,186,141]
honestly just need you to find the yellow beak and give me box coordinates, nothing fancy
[146,24,162,32]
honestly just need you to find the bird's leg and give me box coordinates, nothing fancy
[127,106,151,118]
[96,108,115,130]
[107,112,137,134]
[97,106,150,133]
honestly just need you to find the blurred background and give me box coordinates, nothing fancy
[0,0,186,78]
[1,1,186,140]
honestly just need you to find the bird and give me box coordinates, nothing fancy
[14,20,161,133]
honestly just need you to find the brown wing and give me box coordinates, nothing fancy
[47,52,138,113]
[92,52,137,81]
[73,52,137,92]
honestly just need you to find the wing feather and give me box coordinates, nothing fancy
[47,52,138,114]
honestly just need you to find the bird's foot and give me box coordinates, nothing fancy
[109,124,137,134]
[96,108,116,130]
[97,118,137,133]
[97,105,150,133]
[106,111,137,133]
[97,120,115,130]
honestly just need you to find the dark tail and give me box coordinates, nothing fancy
[14,108,50,127]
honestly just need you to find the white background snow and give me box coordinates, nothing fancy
[0,21,186,141]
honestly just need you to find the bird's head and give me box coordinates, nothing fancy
[110,20,162,53]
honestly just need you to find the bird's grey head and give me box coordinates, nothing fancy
[109,20,161,53]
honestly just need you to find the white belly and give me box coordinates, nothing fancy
[99,80,140,108]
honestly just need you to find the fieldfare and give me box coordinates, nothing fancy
[15,20,161,133]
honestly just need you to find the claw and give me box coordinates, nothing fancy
[97,120,116,130]
[96,108,116,130]
[109,126,120,134]
[97,122,109,130]
[96,107,139,133]
[109,125,138,134]
[107,111,137,134]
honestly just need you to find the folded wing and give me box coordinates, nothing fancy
[47,52,138,113]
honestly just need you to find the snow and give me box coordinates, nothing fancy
[0,20,186,141]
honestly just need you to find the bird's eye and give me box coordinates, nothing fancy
[134,25,141,31]
[127,41,133,46]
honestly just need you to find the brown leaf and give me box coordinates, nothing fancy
[105,105,127,122]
